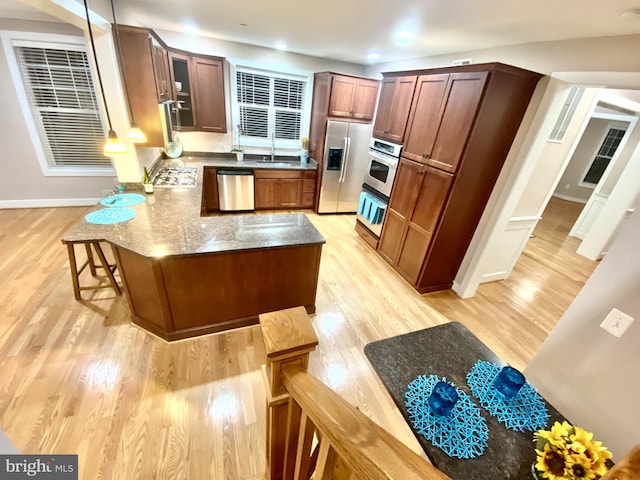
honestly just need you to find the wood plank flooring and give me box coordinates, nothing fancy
[0,197,595,479]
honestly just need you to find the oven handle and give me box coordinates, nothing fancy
[340,136,350,183]
[368,150,398,168]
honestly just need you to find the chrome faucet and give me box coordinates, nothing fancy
[271,132,275,161]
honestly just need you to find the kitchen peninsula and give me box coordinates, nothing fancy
[62,157,325,341]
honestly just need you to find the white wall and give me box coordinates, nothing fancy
[553,118,608,203]
[525,193,640,459]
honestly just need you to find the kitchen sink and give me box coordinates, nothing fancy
[255,161,297,167]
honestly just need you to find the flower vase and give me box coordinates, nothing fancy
[236,152,244,162]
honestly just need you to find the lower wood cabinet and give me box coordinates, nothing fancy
[378,158,453,285]
[255,169,316,209]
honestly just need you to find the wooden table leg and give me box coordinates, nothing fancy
[66,243,81,301]
[92,242,121,296]
[85,242,97,276]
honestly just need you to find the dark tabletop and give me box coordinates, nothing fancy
[364,322,566,480]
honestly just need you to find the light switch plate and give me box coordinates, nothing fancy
[600,308,635,338]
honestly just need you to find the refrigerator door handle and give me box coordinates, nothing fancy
[340,136,351,183]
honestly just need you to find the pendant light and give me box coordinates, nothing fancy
[83,0,127,156]
[110,0,147,144]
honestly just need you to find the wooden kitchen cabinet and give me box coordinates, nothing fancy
[372,75,417,144]
[377,63,542,293]
[169,51,227,133]
[328,75,380,121]
[301,170,317,207]
[202,167,219,215]
[403,72,488,173]
[150,37,172,102]
[192,57,226,132]
[115,26,227,145]
[168,51,195,130]
[255,170,304,209]
[115,25,168,147]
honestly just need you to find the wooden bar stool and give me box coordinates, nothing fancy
[64,241,121,300]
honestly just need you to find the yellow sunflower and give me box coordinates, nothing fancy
[536,443,568,479]
[566,452,597,480]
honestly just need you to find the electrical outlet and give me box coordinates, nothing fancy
[600,308,635,338]
[565,183,570,189]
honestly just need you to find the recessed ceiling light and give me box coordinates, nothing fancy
[367,52,380,60]
[395,29,415,46]
[183,23,198,34]
[275,41,287,51]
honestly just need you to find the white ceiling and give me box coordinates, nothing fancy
[2,0,640,65]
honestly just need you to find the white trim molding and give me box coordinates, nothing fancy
[0,198,100,209]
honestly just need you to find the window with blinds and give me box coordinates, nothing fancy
[15,45,110,168]
[236,69,306,142]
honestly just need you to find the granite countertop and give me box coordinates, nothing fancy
[62,158,325,258]
[185,152,318,171]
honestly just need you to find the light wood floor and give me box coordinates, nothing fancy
[0,197,596,479]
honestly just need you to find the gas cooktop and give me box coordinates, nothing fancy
[152,167,198,188]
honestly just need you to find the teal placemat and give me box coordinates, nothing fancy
[100,193,145,207]
[85,207,137,225]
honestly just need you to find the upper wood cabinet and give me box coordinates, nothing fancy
[115,25,227,144]
[150,37,171,102]
[168,52,227,133]
[372,75,417,143]
[169,51,195,130]
[328,75,380,121]
[115,25,168,147]
[192,57,227,133]
[403,72,488,173]
[376,63,543,293]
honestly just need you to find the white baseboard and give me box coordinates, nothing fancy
[0,198,99,209]
[551,193,588,204]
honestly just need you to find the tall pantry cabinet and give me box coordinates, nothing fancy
[377,63,543,293]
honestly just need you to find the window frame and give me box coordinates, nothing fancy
[0,30,115,177]
[228,59,313,150]
[578,121,628,188]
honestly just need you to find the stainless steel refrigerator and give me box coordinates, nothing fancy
[318,120,374,213]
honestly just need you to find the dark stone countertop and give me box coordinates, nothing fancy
[364,322,567,480]
[62,158,325,258]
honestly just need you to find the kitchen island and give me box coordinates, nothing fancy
[62,157,325,341]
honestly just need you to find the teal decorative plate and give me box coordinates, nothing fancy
[100,193,145,207]
[85,207,137,225]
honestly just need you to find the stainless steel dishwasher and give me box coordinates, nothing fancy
[217,169,255,212]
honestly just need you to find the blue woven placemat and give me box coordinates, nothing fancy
[85,207,137,225]
[466,360,549,432]
[405,375,488,459]
[100,193,145,207]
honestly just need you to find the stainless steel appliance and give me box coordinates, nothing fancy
[363,137,402,198]
[356,137,402,238]
[217,169,255,212]
[318,120,374,213]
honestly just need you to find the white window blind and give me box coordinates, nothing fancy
[15,45,109,168]
[548,86,585,142]
[236,68,306,142]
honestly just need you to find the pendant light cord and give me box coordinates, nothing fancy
[83,0,113,131]
[110,0,136,124]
